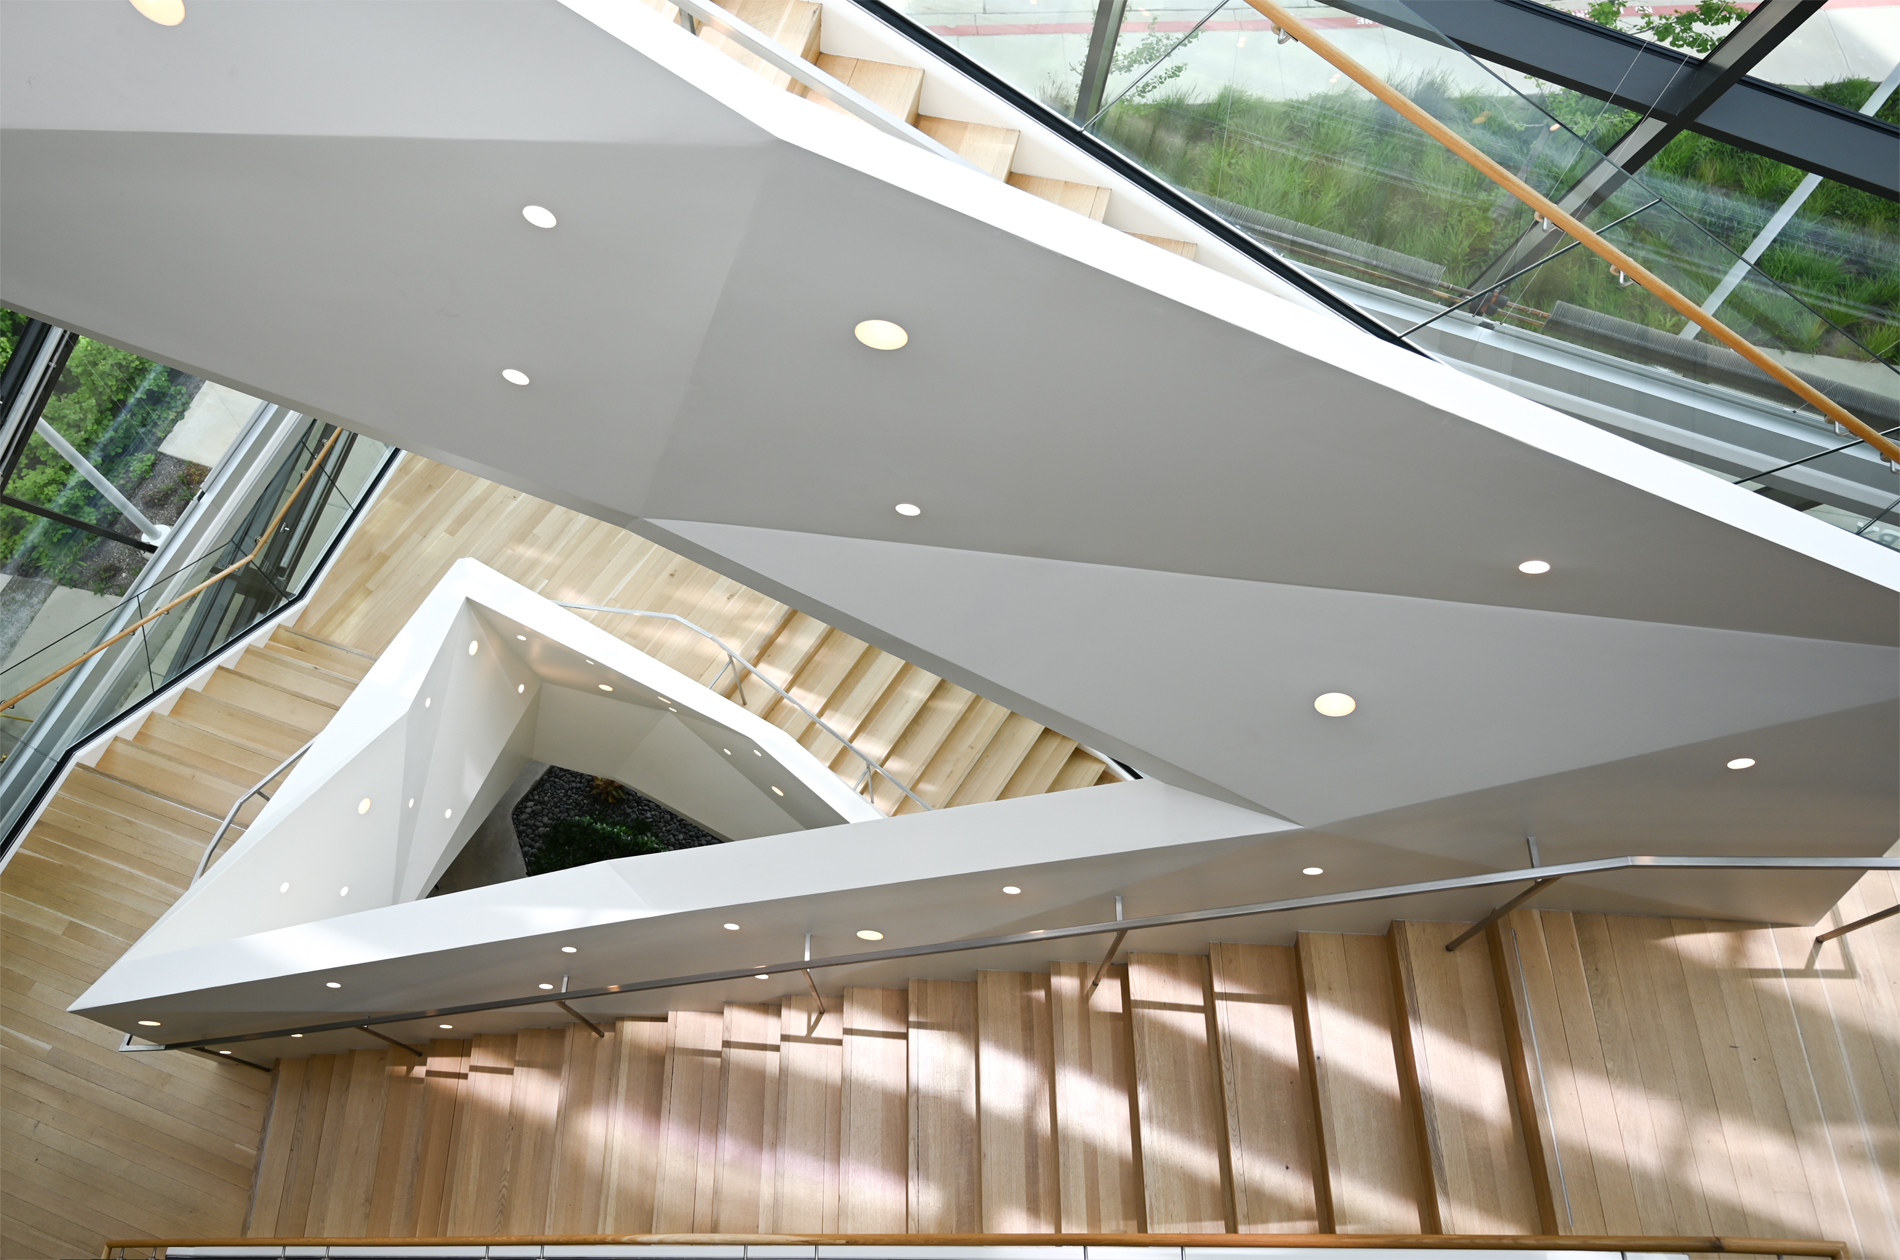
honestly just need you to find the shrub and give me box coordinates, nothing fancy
[528,815,663,876]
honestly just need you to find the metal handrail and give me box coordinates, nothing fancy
[118,851,1900,1053]
[191,739,316,883]
[555,601,933,813]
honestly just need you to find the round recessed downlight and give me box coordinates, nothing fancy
[561,946,578,953]
[857,929,884,941]
[1727,757,1757,770]
[440,1023,454,1029]
[522,205,557,229]
[1302,866,1324,876]
[657,695,673,704]
[502,368,531,386]
[1002,885,1022,895]
[599,683,614,692]
[469,640,479,655]
[753,749,762,757]
[1314,692,1357,717]
[895,502,921,517]
[756,973,771,980]
[538,982,555,990]
[518,683,525,694]
[218,1050,232,1055]
[444,807,454,819]
[1518,559,1552,575]
[358,797,372,815]
[516,634,527,641]
[291,1033,303,1038]
[770,786,784,796]
[326,981,342,989]
[138,1019,162,1026]
[854,319,909,350]
[279,882,290,893]
[130,0,186,25]
[724,922,741,931]
[723,748,732,756]
[424,697,431,708]
[339,886,350,897]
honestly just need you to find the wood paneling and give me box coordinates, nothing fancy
[1126,952,1231,1232]
[441,1034,517,1234]
[775,995,842,1230]
[1209,942,1320,1233]
[975,970,1058,1231]
[599,1018,668,1231]
[838,986,908,1231]
[1297,931,1424,1234]
[652,1010,724,1231]
[712,1003,781,1231]
[907,978,978,1232]
[1387,921,1540,1235]
[1048,960,1141,1231]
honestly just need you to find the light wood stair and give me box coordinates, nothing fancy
[237,900,1900,1250]
[652,0,1198,257]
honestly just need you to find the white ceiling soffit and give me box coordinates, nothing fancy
[121,558,876,963]
[2,4,1895,847]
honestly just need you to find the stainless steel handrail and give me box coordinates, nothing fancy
[555,601,933,813]
[120,852,1900,1053]
[191,738,315,883]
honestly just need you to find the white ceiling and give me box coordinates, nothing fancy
[4,0,1895,906]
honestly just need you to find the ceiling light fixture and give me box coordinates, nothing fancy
[521,205,557,229]
[724,922,741,931]
[291,1033,303,1038]
[439,1024,454,1029]
[138,1020,161,1026]
[279,882,290,893]
[502,369,531,386]
[561,946,578,953]
[1002,885,1022,895]
[218,1050,232,1055]
[444,808,454,819]
[857,929,884,941]
[756,973,771,980]
[771,786,784,796]
[339,886,349,897]
[895,503,921,517]
[657,695,673,704]
[753,749,762,757]
[723,748,732,756]
[854,319,909,350]
[1727,757,1756,770]
[516,634,528,641]
[424,697,431,708]
[408,799,415,808]
[326,982,342,989]
[1518,559,1552,575]
[1314,692,1356,717]
[468,640,479,655]
[130,0,186,25]
[357,798,372,815]
[599,683,613,692]
[518,683,526,694]
[1302,866,1324,876]
[539,983,555,990]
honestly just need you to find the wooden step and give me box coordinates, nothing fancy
[836,662,939,770]
[233,645,359,707]
[907,978,977,1231]
[999,729,1080,798]
[906,695,1011,812]
[169,688,313,758]
[945,710,1043,808]
[975,970,1058,1230]
[93,741,249,817]
[201,666,338,734]
[56,768,219,846]
[1126,951,1229,1230]
[135,712,284,782]
[813,54,923,124]
[916,116,1019,180]
[1049,746,1112,791]
[273,625,375,679]
[1129,231,1198,260]
[774,629,870,741]
[1007,172,1112,221]
[697,0,821,94]
[875,679,977,813]
[1211,941,1322,1232]
[838,986,907,1231]
[802,651,907,765]
[740,611,829,717]
[1297,930,1426,1232]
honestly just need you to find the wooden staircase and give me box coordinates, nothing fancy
[240,904,1900,1251]
[657,0,1199,260]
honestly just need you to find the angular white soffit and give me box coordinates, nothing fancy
[114,558,877,965]
[71,778,1291,1031]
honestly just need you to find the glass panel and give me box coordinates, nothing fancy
[1748,0,1900,111]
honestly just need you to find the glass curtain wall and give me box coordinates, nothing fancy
[883,0,1900,546]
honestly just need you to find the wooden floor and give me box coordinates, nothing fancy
[237,884,1900,1254]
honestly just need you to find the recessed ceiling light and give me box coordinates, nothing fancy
[279,882,290,893]
[423,697,431,708]
[1002,885,1022,895]
[585,659,593,665]
[724,922,741,931]
[502,368,531,386]
[1727,757,1756,770]
[599,683,613,692]
[657,695,673,704]
[1302,866,1324,876]
[755,974,771,980]
[854,319,909,350]
[895,502,921,517]
[444,808,453,819]
[291,1033,303,1038]
[771,786,784,796]
[723,748,732,755]
[561,946,578,953]
[130,0,186,25]
[753,750,762,757]
[439,1024,454,1029]
[516,634,527,641]
[326,982,341,989]
[538,983,555,990]
[1314,692,1356,717]
[138,1020,161,1026]
[521,205,557,229]
[357,798,372,815]
[517,683,525,694]
[1518,559,1552,575]
[468,640,479,655]
[857,929,884,940]
[408,799,415,808]
[339,886,349,897]
[218,1050,232,1055]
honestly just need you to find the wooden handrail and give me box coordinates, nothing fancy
[0,427,343,719]
[1242,0,1900,468]
[97,1232,1850,1258]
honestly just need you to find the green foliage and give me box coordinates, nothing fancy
[1073,18,1201,110]
[527,815,663,876]
[0,308,29,378]
[1583,0,1746,53]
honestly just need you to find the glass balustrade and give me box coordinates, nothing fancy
[879,0,1900,547]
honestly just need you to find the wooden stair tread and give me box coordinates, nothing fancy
[202,666,339,732]
[916,116,1020,180]
[813,54,923,124]
[1006,172,1112,222]
[133,713,283,781]
[231,647,358,706]
[168,689,314,756]
[93,742,251,816]
[698,0,822,94]
[272,625,376,678]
